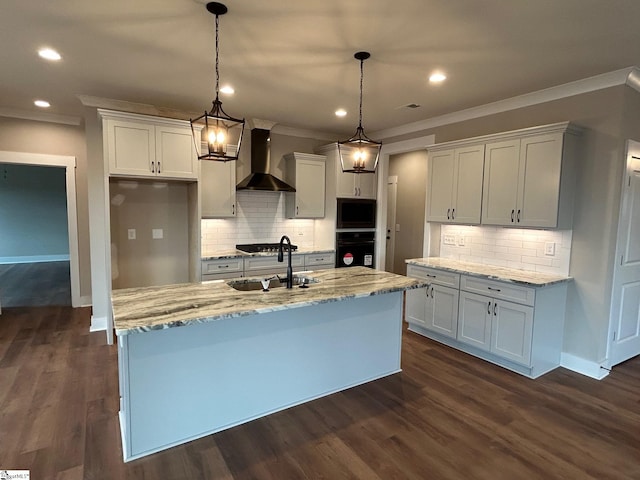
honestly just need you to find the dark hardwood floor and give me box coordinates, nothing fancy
[0,261,71,307]
[0,305,639,479]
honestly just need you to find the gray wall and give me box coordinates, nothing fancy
[388,150,428,275]
[383,85,637,364]
[0,117,91,299]
[0,163,69,260]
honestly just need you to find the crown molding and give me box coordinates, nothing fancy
[372,66,639,141]
[77,95,197,121]
[0,107,82,126]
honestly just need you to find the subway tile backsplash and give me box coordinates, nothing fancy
[201,191,315,256]
[440,225,571,276]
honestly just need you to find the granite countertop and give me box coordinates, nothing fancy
[112,266,425,336]
[202,248,335,261]
[405,257,571,287]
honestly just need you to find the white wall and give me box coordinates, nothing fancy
[201,191,315,255]
[0,163,69,262]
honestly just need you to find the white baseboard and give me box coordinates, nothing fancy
[79,295,92,307]
[561,353,610,380]
[90,315,108,332]
[0,254,70,264]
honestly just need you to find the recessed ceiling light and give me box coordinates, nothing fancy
[38,48,62,61]
[34,100,50,108]
[335,109,347,117]
[429,72,447,83]
[220,85,234,94]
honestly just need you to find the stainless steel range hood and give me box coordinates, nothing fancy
[236,128,296,192]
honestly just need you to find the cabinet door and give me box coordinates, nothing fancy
[201,160,236,217]
[482,139,520,225]
[491,300,533,366]
[452,145,485,224]
[356,171,377,199]
[405,286,429,328]
[426,149,455,222]
[516,133,563,227]
[107,119,155,176]
[426,284,459,338]
[336,167,357,197]
[155,126,198,179]
[295,159,326,217]
[458,291,492,351]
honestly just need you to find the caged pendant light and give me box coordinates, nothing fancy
[191,2,245,162]
[337,51,381,174]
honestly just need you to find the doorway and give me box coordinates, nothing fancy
[0,151,80,308]
[385,176,398,272]
[607,139,640,367]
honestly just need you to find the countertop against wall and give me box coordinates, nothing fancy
[202,248,335,261]
[405,257,571,287]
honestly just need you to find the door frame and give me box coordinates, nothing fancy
[0,150,81,308]
[605,139,640,368]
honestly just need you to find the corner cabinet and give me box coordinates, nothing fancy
[406,263,568,378]
[426,144,485,224]
[101,110,199,180]
[284,153,326,218]
[426,122,580,228]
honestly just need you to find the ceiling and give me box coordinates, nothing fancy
[2,0,640,137]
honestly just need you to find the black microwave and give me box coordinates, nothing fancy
[336,198,376,229]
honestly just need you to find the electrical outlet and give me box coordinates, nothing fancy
[127,229,136,240]
[443,234,456,245]
[544,242,555,256]
[457,236,465,246]
[152,228,164,240]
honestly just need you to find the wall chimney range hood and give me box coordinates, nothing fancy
[236,128,296,192]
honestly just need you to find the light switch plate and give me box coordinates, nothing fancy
[152,228,164,240]
[544,242,555,256]
[127,229,136,240]
[395,224,400,232]
[443,234,456,245]
[457,236,465,246]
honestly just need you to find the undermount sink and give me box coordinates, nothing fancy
[227,275,319,292]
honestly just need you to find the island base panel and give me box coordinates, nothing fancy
[119,291,403,461]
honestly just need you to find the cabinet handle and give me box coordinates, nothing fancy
[232,204,235,215]
[218,265,229,269]
[426,274,437,278]
[296,205,299,215]
[511,209,515,222]
[447,208,451,220]
[487,287,501,292]
[487,301,492,314]
[493,302,497,316]
[157,161,161,174]
[517,209,521,223]
[151,161,155,173]
[430,287,434,298]
[315,258,324,262]
[452,208,455,220]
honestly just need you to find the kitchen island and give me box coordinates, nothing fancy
[112,267,424,461]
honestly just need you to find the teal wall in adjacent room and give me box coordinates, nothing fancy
[0,163,69,262]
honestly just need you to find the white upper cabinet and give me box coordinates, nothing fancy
[201,160,236,218]
[428,122,580,229]
[336,164,377,198]
[284,153,326,218]
[101,110,199,180]
[427,144,484,224]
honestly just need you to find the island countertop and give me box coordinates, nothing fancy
[112,266,425,336]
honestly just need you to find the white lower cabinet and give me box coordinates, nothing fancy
[201,258,244,281]
[406,264,567,378]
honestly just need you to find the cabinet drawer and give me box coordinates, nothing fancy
[460,276,535,307]
[202,258,243,276]
[406,265,460,288]
[305,252,335,267]
[244,254,304,272]
[202,272,242,281]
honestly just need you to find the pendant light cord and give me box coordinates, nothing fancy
[215,13,220,99]
[358,57,364,129]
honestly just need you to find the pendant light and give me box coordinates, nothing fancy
[191,2,245,162]
[337,51,381,174]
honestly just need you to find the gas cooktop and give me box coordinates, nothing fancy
[236,243,299,253]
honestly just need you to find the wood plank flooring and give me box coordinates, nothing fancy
[0,261,71,307]
[0,305,638,479]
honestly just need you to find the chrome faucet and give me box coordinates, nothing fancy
[278,235,293,288]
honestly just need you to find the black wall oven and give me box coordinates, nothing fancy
[336,198,376,229]
[336,231,375,269]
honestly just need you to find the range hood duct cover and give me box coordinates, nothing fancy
[236,128,296,192]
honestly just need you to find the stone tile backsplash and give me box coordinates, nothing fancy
[201,191,315,256]
[439,224,572,276]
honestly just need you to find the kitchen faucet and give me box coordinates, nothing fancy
[278,235,293,288]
